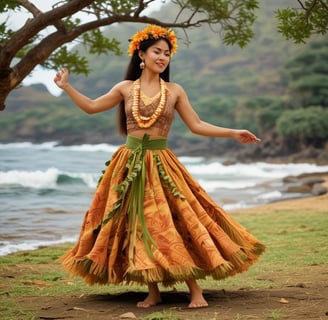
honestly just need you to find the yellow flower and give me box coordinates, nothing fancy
[128,24,178,56]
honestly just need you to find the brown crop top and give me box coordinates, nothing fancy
[125,82,176,137]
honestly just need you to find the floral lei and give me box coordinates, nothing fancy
[128,24,178,57]
[132,78,168,128]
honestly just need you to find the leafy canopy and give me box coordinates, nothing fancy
[0,0,327,110]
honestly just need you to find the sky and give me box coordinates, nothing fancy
[2,1,63,95]
[2,0,162,96]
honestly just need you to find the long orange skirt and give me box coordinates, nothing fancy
[59,135,265,287]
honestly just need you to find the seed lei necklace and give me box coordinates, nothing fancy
[132,78,168,128]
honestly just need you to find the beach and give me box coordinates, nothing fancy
[232,176,328,214]
[1,192,327,320]
[1,142,328,319]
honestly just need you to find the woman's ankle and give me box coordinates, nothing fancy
[185,279,208,308]
[136,282,161,308]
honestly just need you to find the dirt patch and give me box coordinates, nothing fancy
[13,264,328,320]
[5,193,328,319]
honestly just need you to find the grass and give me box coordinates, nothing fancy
[142,311,180,320]
[0,208,327,320]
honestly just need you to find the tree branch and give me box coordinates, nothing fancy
[0,0,94,66]
[17,0,67,33]
[16,0,41,17]
[297,0,307,10]
[298,0,319,23]
[134,0,146,17]
[0,0,262,110]
[319,0,328,11]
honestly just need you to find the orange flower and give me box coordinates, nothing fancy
[128,24,178,56]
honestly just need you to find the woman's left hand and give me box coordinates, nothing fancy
[233,130,261,144]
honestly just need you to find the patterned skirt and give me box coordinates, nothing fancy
[59,134,265,287]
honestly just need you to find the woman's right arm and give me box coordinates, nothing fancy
[174,83,261,144]
[54,68,125,114]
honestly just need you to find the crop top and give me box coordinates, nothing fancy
[125,82,176,136]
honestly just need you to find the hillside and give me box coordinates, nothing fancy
[2,0,328,163]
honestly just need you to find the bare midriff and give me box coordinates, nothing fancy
[127,129,168,140]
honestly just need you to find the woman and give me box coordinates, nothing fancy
[54,24,265,309]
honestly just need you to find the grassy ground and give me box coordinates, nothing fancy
[0,194,327,320]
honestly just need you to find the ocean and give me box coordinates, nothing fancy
[1,141,328,257]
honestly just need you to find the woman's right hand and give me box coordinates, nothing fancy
[54,68,69,89]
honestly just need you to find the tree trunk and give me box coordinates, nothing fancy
[0,72,13,111]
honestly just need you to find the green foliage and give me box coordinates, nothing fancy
[284,38,328,107]
[0,101,118,143]
[0,0,260,80]
[291,74,328,91]
[42,46,90,75]
[2,1,328,154]
[82,29,123,56]
[277,1,328,44]
[141,311,180,320]
[0,0,327,75]
[179,0,259,47]
[257,105,284,132]
[108,0,140,13]
[222,0,259,47]
[286,39,328,74]
[276,8,312,43]
[235,110,258,134]
[196,95,237,127]
[1,0,328,114]
[276,106,328,146]
[0,22,14,39]
[0,0,18,12]
[243,97,286,134]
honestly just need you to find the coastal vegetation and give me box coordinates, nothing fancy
[1,0,327,110]
[1,1,328,161]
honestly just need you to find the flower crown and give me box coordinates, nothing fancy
[128,24,178,57]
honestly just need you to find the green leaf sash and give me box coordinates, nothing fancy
[102,134,184,264]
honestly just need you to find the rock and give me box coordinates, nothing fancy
[317,150,328,164]
[312,183,327,196]
[222,160,237,166]
[285,185,312,193]
[301,177,325,186]
[283,176,299,183]
[119,312,137,319]
[295,283,306,288]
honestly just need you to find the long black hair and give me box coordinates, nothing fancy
[117,38,172,135]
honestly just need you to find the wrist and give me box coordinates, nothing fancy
[230,129,239,140]
[61,83,70,90]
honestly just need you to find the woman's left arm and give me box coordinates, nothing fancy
[174,84,260,144]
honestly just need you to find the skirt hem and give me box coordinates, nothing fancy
[58,242,265,287]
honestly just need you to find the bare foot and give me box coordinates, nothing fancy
[186,279,208,309]
[136,283,161,308]
[136,295,161,308]
[188,295,208,308]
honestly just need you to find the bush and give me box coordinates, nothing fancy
[276,106,328,147]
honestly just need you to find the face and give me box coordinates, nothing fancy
[140,39,171,73]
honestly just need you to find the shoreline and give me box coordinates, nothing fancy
[2,186,327,258]
[231,192,328,215]
[231,174,328,214]
[1,169,327,258]
[2,139,328,166]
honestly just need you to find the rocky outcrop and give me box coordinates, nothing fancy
[283,173,328,197]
